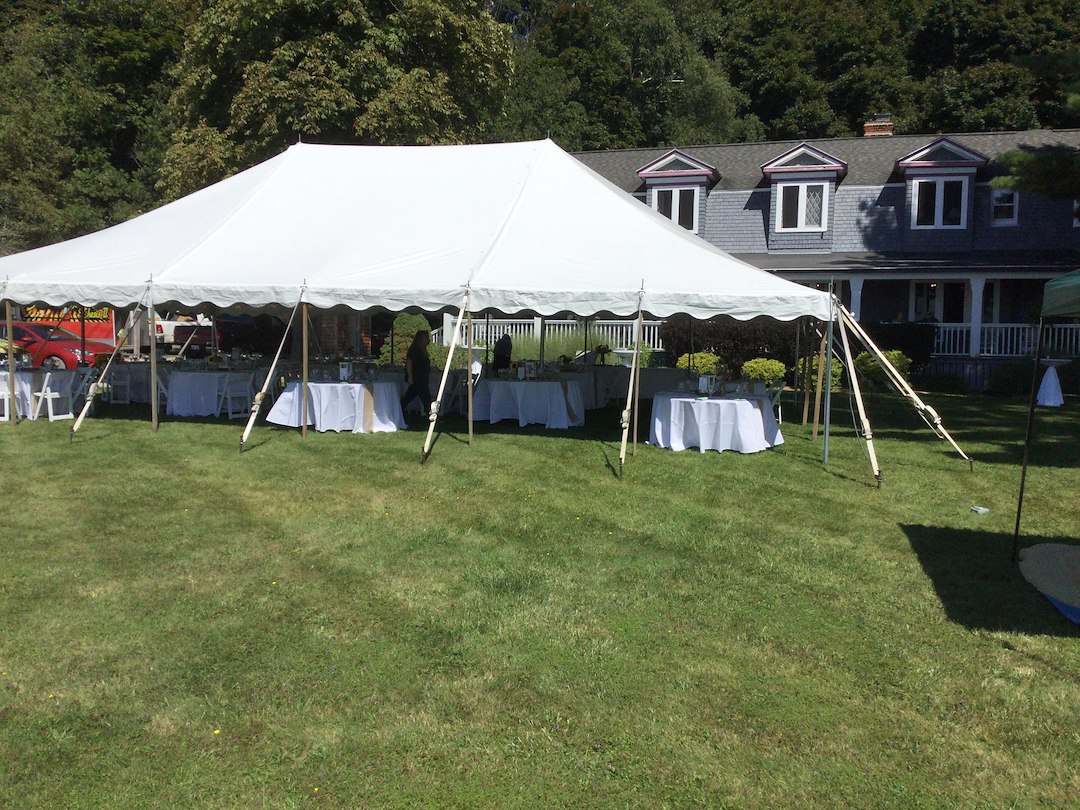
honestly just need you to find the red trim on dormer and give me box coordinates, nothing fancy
[636,148,719,181]
[897,137,988,171]
[760,143,847,178]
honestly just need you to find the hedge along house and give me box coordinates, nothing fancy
[574,123,1080,388]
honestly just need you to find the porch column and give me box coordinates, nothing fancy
[968,276,985,358]
[848,275,865,321]
[533,317,543,341]
[442,312,455,346]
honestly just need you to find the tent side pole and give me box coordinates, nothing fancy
[801,326,815,425]
[618,299,644,479]
[812,332,826,439]
[837,308,882,484]
[1012,318,1046,562]
[422,293,469,464]
[149,300,159,433]
[301,304,309,439]
[839,304,971,466]
[72,298,148,438]
[241,292,304,450]
[467,313,474,447]
[632,313,642,456]
[823,298,835,464]
[5,300,15,424]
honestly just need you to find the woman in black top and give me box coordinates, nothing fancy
[401,330,433,418]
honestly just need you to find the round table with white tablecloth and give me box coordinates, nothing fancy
[649,393,783,453]
[265,381,404,433]
[472,379,585,429]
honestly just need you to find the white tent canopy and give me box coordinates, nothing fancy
[0,139,831,322]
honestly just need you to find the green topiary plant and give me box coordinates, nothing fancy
[676,351,721,374]
[854,349,911,388]
[808,355,844,392]
[378,312,431,366]
[741,357,786,385]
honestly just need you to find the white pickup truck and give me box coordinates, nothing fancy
[154,312,213,354]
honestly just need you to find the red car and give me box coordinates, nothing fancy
[0,321,115,369]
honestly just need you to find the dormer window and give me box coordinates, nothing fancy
[912,177,967,228]
[777,182,827,231]
[761,144,845,236]
[898,138,988,232]
[636,149,719,234]
[991,189,1018,226]
[654,187,698,231]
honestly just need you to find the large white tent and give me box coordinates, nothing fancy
[0,139,831,322]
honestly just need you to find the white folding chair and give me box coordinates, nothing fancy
[33,371,75,421]
[106,367,130,404]
[0,373,10,420]
[219,372,254,419]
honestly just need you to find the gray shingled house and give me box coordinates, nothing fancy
[573,122,1080,382]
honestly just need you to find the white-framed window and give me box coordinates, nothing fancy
[653,186,699,232]
[775,182,827,232]
[991,189,1018,226]
[911,176,968,229]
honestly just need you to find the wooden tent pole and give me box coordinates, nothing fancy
[149,298,159,433]
[240,291,304,450]
[632,311,642,456]
[836,307,882,484]
[618,292,644,478]
[422,292,469,464]
[839,304,971,466]
[5,300,15,424]
[811,331,826,439]
[467,313,474,447]
[301,303,309,439]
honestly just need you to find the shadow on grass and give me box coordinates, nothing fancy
[903,524,1080,637]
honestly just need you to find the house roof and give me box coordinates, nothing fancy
[574,129,1080,192]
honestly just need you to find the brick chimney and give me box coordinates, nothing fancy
[863,113,894,137]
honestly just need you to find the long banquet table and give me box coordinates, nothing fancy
[472,379,585,429]
[649,392,783,453]
[265,380,405,433]
[166,371,233,417]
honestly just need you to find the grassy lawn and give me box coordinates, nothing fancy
[1,393,1077,808]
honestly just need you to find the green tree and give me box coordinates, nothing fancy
[0,0,190,252]
[161,0,513,199]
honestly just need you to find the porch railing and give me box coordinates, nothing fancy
[435,317,664,352]
[934,323,1080,357]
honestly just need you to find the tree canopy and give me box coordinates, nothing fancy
[0,0,1078,252]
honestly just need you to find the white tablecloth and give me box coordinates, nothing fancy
[265,381,404,433]
[1037,359,1069,407]
[1,369,79,420]
[473,380,585,429]
[166,371,233,417]
[649,393,783,453]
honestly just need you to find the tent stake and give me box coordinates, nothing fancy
[1012,318,1045,561]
